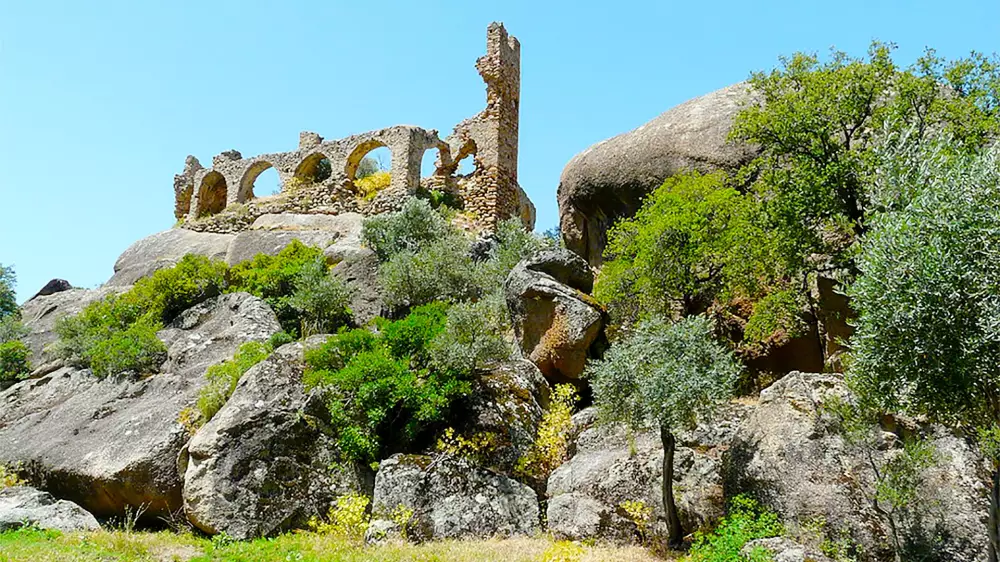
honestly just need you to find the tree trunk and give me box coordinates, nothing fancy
[660,425,683,549]
[990,464,999,562]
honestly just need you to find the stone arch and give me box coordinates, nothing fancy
[345,139,391,182]
[197,172,228,217]
[450,138,478,176]
[237,160,276,202]
[294,151,333,184]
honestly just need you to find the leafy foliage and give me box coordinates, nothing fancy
[587,314,740,433]
[847,139,1000,430]
[595,172,792,339]
[0,341,30,383]
[308,493,371,541]
[684,495,783,562]
[288,258,353,337]
[515,384,579,481]
[379,238,480,311]
[731,43,1000,271]
[227,240,329,334]
[87,316,167,379]
[355,171,391,201]
[130,254,228,323]
[192,341,274,428]
[362,198,453,262]
[0,264,17,321]
[477,217,555,289]
[305,303,484,464]
[428,300,509,375]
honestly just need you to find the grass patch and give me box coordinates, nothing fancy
[0,528,670,562]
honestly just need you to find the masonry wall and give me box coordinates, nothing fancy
[173,23,534,235]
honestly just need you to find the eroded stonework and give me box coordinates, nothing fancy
[174,23,534,235]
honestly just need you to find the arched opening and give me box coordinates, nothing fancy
[346,141,392,201]
[239,161,278,202]
[456,154,477,176]
[197,172,228,217]
[294,152,332,185]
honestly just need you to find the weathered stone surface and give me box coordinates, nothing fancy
[225,230,341,266]
[0,486,100,533]
[0,293,279,519]
[252,212,368,263]
[460,359,550,473]
[546,405,749,543]
[726,372,988,562]
[181,338,367,539]
[742,538,834,562]
[19,286,127,366]
[107,228,235,286]
[557,83,760,265]
[330,249,383,326]
[370,454,539,541]
[505,249,604,382]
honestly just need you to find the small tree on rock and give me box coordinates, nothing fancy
[586,314,741,548]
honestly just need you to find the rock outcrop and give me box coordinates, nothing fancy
[0,292,280,519]
[726,372,988,561]
[557,83,759,266]
[460,359,550,473]
[742,538,834,562]
[546,405,749,542]
[369,454,539,541]
[330,250,383,326]
[0,486,101,533]
[19,287,128,369]
[107,228,234,286]
[505,249,604,382]
[181,338,368,539]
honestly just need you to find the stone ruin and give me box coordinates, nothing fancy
[172,22,535,235]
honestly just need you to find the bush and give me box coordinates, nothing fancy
[0,265,17,321]
[515,384,578,481]
[304,303,474,464]
[192,341,273,427]
[355,171,391,201]
[379,237,480,311]
[131,254,228,322]
[0,317,27,344]
[362,198,453,261]
[0,341,30,382]
[87,316,167,378]
[288,258,353,336]
[53,293,154,373]
[228,240,328,334]
[308,493,371,541]
[685,495,784,562]
[267,330,295,349]
[477,217,554,289]
[429,300,509,376]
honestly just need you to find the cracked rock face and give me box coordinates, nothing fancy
[370,454,539,541]
[0,292,279,519]
[504,249,605,383]
[181,339,368,539]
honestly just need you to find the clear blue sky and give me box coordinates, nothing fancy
[1,0,997,300]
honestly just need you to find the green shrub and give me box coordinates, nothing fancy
[87,316,167,378]
[228,240,328,334]
[685,495,784,562]
[515,384,578,481]
[194,341,273,426]
[304,303,474,464]
[429,300,509,375]
[379,237,480,311]
[0,265,17,321]
[362,198,453,261]
[477,217,554,289]
[131,254,228,322]
[53,293,152,371]
[267,330,295,349]
[0,317,27,344]
[0,341,30,382]
[288,258,353,336]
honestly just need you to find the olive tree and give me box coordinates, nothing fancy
[586,315,741,548]
[848,138,1000,561]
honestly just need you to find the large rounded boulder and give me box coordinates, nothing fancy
[557,83,759,266]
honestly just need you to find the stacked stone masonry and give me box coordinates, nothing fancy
[174,23,534,235]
